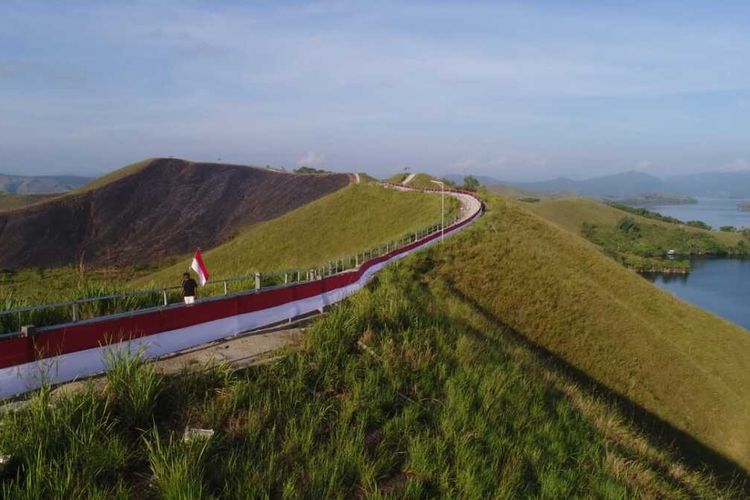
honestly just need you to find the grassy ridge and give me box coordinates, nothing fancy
[0,261,733,497]
[431,193,750,472]
[135,184,457,286]
[72,159,152,193]
[0,193,56,211]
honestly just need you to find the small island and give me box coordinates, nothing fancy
[737,200,750,212]
[604,193,697,207]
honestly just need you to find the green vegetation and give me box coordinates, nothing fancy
[487,183,544,200]
[527,197,748,270]
[606,202,684,225]
[294,166,331,174]
[607,193,697,206]
[0,184,454,332]
[357,173,379,184]
[73,159,152,193]
[405,173,441,189]
[136,184,457,286]
[436,193,750,473]
[0,193,55,211]
[386,172,408,184]
[462,175,480,191]
[0,259,737,497]
[579,216,748,272]
[686,220,712,230]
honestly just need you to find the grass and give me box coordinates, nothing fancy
[386,172,442,189]
[0,193,55,211]
[135,183,458,286]
[0,257,737,497]
[72,159,153,193]
[0,183,454,332]
[581,217,750,271]
[432,193,750,473]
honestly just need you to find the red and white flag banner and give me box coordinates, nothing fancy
[190,249,210,286]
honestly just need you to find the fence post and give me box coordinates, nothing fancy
[255,272,261,290]
[72,302,79,323]
[284,273,288,284]
[223,280,228,295]
[162,289,168,306]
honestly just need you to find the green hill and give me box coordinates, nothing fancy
[135,183,457,286]
[0,192,56,211]
[2,189,747,495]
[0,226,738,497]
[523,197,748,271]
[404,173,441,189]
[386,172,443,189]
[526,197,741,245]
[429,193,750,473]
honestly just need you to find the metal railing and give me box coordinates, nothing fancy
[0,213,464,337]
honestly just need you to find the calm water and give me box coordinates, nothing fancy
[643,258,750,330]
[652,197,750,229]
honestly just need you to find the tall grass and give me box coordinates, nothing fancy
[0,260,738,497]
[436,193,750,474]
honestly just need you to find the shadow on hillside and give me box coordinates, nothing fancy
[440,281,749,493]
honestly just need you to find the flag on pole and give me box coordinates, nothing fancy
[190,249,210,286]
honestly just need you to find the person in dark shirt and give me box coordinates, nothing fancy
[182,272,198,304]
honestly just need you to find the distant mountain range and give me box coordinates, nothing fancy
[0,173,92,194]
[447,170,750,198]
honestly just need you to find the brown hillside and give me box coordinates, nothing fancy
[0,158,350,269]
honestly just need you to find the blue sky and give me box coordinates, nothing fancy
[1,1,749,180]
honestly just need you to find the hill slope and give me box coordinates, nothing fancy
[136,183,456,285]
[0,192,56,211]
[0,158,350,270]
[0,173,92,194]
[0,238,739,496]
[429,193,750,472]
[526,197,742,245]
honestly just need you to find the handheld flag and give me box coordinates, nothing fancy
[190,249,210,286]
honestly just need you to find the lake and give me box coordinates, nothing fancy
[651,197,750,229]
[643,258,750,330]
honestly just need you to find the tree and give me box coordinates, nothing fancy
[462,175,480,191]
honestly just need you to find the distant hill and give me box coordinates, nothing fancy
[512,171,666,197]
[0,173,92,194]
[0,158,350,270]
[481,169,750,199]
[667,171,750,198]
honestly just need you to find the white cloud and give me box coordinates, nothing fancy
[297,151,325,167]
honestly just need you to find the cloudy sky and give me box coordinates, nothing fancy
[1,1,749,180]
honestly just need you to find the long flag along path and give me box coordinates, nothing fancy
[0,184,482,400]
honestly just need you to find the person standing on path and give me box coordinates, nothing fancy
[182,272,198,304]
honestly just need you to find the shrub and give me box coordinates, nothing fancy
[686,220,712,230]
[617,217,640,235]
